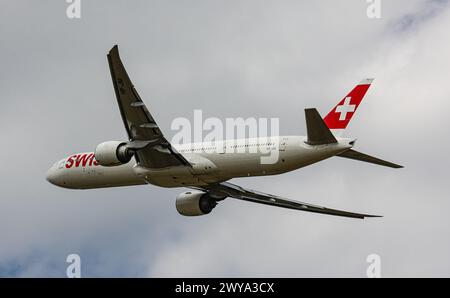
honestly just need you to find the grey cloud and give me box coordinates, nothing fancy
[389,0,449,32]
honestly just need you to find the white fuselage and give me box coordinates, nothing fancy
[46,136,353,189]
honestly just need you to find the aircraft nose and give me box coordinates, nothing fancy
[46,167,56,184]
[46,165,61,186]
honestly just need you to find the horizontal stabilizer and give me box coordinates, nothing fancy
[338,149,403,169]
[305,109,337,145]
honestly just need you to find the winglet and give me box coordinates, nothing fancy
[109,44,119,55]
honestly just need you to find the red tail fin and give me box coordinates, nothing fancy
[323,78,373,136]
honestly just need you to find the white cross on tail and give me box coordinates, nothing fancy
[335,97,356,120]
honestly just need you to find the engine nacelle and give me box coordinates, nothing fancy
[176,191,218,216]
[94,141,134,167]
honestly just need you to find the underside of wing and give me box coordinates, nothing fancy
[199,182,381,219]
[107,45,190,168]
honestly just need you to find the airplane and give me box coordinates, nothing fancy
[46,45,402,219]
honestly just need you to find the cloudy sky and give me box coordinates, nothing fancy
[1,0,449,277]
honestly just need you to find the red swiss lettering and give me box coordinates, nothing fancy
[75,154,91,167]
[65,155,77,168]
[66,153,99,168]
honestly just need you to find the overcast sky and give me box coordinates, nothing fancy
[1,0,450,277]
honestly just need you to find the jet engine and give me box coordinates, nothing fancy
[176,191,220,216]
[94,141,134,166]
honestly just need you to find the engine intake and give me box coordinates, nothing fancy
[176,191,218,216]
[94,141,134,166]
